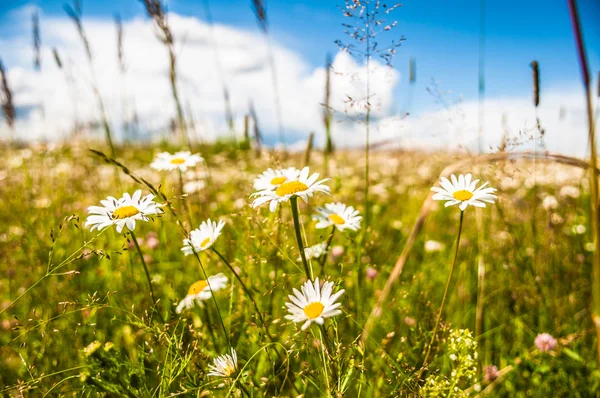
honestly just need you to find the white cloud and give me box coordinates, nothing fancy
[0,9,594,157]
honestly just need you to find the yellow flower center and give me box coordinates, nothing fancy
[328,214,345,225]
[170,158,186,164]
[453,190,473,201]
[303,302,325,319]
[113,205,139,219]
[200,237,211,247]
[275,181,308,197]
[270,176,287,185]
[223,365,235,376]
[188,280,208,295]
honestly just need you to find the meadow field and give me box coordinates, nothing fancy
[1,0,599,396]
[0,143,598,397]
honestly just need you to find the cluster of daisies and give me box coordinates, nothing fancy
[84,150,497,379]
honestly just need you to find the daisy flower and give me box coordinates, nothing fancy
[313,202,362,232]
[285,278,345,330]
[253,167,301,191]
[182,219,225,255]
[251,166,331,212]
[150,151,203,172]
[208,348,238,378]
[85,190,163,233]
[298,242,328,261]
[176,273,228,313]
[431,173,497,211]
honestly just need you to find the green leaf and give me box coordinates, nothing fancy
[562,348,584,363]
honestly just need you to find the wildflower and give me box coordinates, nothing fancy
[208,348,238,378]
[84,341,102,356]
[313,202,362,232]
[431,173,497,211]
[253,167,301,191]
[85,190,163,233]
[331,245,344,259]
[366,267,378,280]
[542,195,559,210]
[534,333,557,352]
[176,274,228,313]
[298,242,328,261]
[251,166,330,212]
[573,224,586,235]
[150,151,203,172]
[559,185,580,199]
[285,278,344,330]
[145,232,159,249]
[183,180,206,194]
[182,219,225,255]
[424,240,444,252]
[484,365,499,382]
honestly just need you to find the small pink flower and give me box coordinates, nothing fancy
[145,234,159,250]
[484,365,499,382]
[366,267,378,280]
[331,246,344,259]
[534,333,557,352]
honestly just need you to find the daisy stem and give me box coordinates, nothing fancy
[202,305,216,343]
[212,248,274,341]
[130,230,164,323]
[421,210,464,372]
[319,227,336,271]
[191,250,230,347]
[318,325,337,394]
[290,196,313,280]
[177,169,193,227]
[236,379,251,397]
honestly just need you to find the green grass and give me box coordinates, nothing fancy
[0,142,597,396]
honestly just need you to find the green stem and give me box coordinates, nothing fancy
[178,169,193,226]
[130,230,164,323]
[421,210,464,371]
[191,249,230,347]
[212,248,274,342]
[290,196,312,280]
[319,227,336,271]
[236,379,251,397]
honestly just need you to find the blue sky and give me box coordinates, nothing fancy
[2,0,598,112]
[0,1,599,152]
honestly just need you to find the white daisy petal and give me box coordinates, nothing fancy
[150,151,204,172]
[430,173,497,211]
[251,166,331,212]
[312,202,362,232]
[175,273,228,313]
[285,278,344,330]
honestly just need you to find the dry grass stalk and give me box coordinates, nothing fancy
[249,102,262,156]
[32,10,41,71]
[251,0,268,33]
[251,0,285,149]
[530,60,540,107]
[52,47,62,68]
[304,132,314,166]
[64,1,116,158]
[323,54,334,157]
[114,14,125,73]
[409,56,416,84]
[362,151,600,344]
[0,59,16,130]
[141,0,190,149]
[567,0,600,365]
